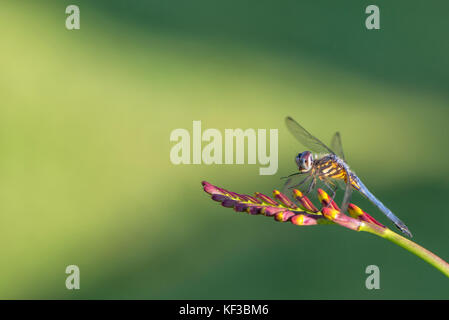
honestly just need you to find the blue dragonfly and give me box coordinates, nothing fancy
[283,116,412,237]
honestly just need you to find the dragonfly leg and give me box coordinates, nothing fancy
[282,174,311,201]
[287,174,312,190]
[280,172,301,180]
[303,176,317,196]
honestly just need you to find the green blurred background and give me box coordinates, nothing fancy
[1,1,448,299]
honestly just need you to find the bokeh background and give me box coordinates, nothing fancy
[1,1,448,299]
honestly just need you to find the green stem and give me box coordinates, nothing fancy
[362,223,449,278]
[383,229,449,278]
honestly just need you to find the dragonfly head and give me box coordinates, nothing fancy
[295,151,313,173]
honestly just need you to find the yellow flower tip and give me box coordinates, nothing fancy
[317,188,329,202]
[348,203,363,218]
[275,212,283,221]
[273,189,280,197]
[322,207,339,220]
[292,214,305,225]
[293,189,303,197]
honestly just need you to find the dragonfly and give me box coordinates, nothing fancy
[283,116,412,238]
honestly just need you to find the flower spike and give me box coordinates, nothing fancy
[201,180,449,278]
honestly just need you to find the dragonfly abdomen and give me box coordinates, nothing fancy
[353,176,413,237]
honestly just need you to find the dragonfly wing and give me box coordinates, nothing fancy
[340,173,353,214]
[331,132,346,161]
[285,117,335,155]
[282,173,313,195]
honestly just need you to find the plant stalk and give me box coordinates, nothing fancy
[362,223,449,278]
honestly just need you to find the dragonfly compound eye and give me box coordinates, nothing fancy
[295,153,302,167]
[300,151,313,171]
[295,151,312,172]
